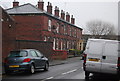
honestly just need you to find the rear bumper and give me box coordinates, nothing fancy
[4,63,31,72]
[83,64,119,75]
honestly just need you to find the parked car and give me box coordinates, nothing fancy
[83,39,120,79]
[4,49,49,74]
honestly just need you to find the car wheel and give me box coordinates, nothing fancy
[44,63,49,71]
[29,64,35,74]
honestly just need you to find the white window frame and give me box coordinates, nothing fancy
[56,38,59,50]
[48,19,51,31]
[53,38,56,50]
[74,29,76,37]
[61,39,63,50]
[70,27,72,36]
[44,36,47,41]
[56,23,59,33]
[67,41,69,49]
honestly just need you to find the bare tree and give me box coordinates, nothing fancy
[86,20,116,36]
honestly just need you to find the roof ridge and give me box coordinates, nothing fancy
[6,3,43,12]
[6,3,82,30]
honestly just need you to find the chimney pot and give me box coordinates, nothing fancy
[47,2,52,14]
[13,0,19,7]
[38,0,44,11]
[54,6,59,17]
[39,0,43,2]
[66,12,70,22]
[61,10,65,20]
[71,15,75,24]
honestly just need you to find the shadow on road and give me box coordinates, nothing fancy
[3,69,47,77]
[85,74,119,81]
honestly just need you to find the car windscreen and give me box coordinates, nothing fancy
[8,51,28,57]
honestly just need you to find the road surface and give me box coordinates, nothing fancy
[2,58,119,81]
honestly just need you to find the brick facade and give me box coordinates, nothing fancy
[1,7,16,59]
[6,1,83,51]
[15,40,53,60]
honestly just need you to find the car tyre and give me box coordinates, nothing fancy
[44,63,49,71]
[29,64,35,74]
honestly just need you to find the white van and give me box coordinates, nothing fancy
[83,39,120,78]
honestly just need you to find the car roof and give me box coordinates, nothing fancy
[11,49,38,52]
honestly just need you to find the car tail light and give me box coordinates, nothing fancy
[83,54,87,63]
[23,58,31,62]
[4,59,8,63]
[117,57,120,67]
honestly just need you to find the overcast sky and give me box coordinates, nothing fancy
[0,0,119,34]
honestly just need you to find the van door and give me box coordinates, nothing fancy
[101,42,118,74]
[85,41,104,72]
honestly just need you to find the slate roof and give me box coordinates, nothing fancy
[6,3,44,14]
[6,3,82,30]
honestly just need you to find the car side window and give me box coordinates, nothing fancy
[35,50,43,57]
[30,50,38,57]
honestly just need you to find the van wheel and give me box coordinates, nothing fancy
[117,72,120,79]
[5,70,10,75]
[85,71,90,79]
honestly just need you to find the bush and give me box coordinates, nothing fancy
[68,49,83,56]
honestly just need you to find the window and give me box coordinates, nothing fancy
[56,23,59,33]
[63,39,66,50]
[30,51,38,57]
[8,51,27,57]
[70,27,72,36]
[44,36,47,41]
[56,38,59,50]
[1,18,3,21]
[35,50,43,57]
[48,19,52,31]
[67,41,69,49]
[64,25,66,35]
[53,38,56,50]
[61,39,63,50]
[74,29,76,37]
[48,37,50,41]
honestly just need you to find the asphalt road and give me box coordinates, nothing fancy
[2,59,120,81]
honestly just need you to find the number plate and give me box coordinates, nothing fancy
[88,59,99,62]
[9,65,19,68]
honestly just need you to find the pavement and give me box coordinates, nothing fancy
[49,56,81,66]
[1,56,82,75]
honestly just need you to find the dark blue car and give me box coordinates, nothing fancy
[4,49,49,74]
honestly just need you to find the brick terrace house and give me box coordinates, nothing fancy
[6,0,83,59]
[1,6,16,59]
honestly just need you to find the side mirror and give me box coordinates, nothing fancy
[41,56,44,58]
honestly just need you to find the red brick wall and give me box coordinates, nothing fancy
[12,15,44,41]
[51,50,67,60]
[2,9,16,60]
[15,40,53,60]
[11,13,82,51]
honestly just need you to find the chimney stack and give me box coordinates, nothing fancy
[66,12,70,22]
[61,10,65,20]
[38,0,44,11]
[71,15,75,24]
[13,0,19,7]
[47,2,52,14]
[54,6,59,17]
